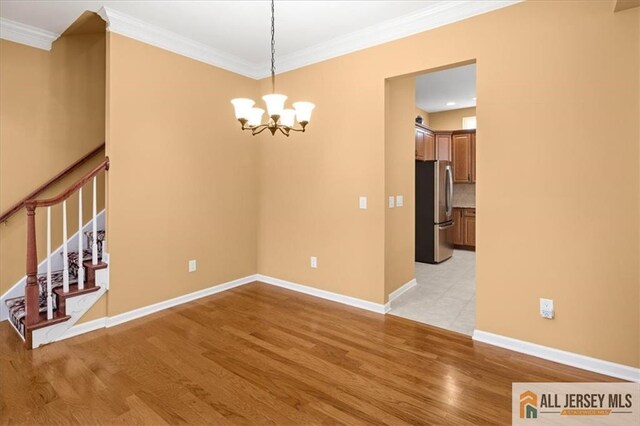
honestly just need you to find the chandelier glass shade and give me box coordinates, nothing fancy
[231,1,315,136]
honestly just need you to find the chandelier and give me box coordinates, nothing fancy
[231,0,315,136]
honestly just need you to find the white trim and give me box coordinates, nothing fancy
[59,317,107,341]
[92,2,521,79]
[473,330,640,383]
[0,18,58,51]
[257,274,387,314]
[388,278,417,303]
[7,315,25,342]
[105,274,258,327]
[97,7,261,79]
[2,2,521,77]
[275,1,521,77]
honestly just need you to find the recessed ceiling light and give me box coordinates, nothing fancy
[446,101,456,106]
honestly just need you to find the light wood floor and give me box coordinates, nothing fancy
[0,282,614,425]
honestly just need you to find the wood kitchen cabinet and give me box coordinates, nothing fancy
[415,125,435,161]
[435,131,452,161]
[451,130,476,183]
[471,132,476,182]
[453,207,475,250]
[453,208,464,245]
[415,125,451,162]
[463,208,476,247]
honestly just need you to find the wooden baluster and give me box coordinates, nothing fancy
[78,188,84,290]
[92,176,98,265]
[24,202,40,326]
[62,200,69,293]
[46,206,53,320]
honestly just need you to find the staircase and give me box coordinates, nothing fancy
[0,153,110,349]
[5,231,106,338]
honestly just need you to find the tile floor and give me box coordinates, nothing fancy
[389,249,476,335]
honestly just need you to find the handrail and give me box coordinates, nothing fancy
[26,157,110,209]
[0,143,105,223]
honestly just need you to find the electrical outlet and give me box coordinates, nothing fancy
[359,196,367,209]
[396,195,404,207]
[388,196,395,208]
[188,259,197,272]
[310,256,318,268]
[540,298,554,319]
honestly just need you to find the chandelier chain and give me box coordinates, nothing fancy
[270,0,276,93]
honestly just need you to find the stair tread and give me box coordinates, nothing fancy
[83,261,108,270]
[53,284,101,298]
[23,311,71,331]
[5,229,106,342]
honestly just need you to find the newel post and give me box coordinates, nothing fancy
[24,201,40,326]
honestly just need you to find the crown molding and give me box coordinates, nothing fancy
[269,0,522,78]
[97,7,261,79]
[100,2,520,79]
[2,1,521,78]
[0,18,58,51]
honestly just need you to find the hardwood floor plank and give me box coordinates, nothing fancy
[0,282,620,425]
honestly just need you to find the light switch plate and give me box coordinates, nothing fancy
[388,196,395,208]
[359,196,367,209]
[310,256,318,268]
[396,195,404,207]
[188,260,197,272]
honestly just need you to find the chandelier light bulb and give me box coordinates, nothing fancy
[292,102,315,123]
[280,109,296,127]
[231,98,255,120]
[247,108,265,126]
[262,94,288,118]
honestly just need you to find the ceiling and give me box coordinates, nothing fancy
[0,1,520,79]
[416,63,476,113]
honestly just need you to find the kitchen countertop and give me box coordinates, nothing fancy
[453,205,476,209]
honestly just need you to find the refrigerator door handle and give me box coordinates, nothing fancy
[445,165,453,218]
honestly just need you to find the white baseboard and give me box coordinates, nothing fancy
[11,271,638,384]
[106,274,258,328]
[59,317,107,341]
[39,275,257,342]
[473,330,640,383]
[388,278,417,304]
[256,274,388,314]
[49,274,386,342]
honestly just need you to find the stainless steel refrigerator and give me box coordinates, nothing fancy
[415,160,454,264]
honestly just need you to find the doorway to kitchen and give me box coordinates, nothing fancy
[389,63,477,335]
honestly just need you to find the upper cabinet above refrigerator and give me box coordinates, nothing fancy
[415,124,452,162]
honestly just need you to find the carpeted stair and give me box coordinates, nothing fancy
[5,230,105,338]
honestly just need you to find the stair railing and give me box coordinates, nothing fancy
[0,143,105,224]
[23,157,109,327]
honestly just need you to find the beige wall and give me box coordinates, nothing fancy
[2,0,638,369]
[386,77,416,297]
[256,0,639,367]
[106,33,259,316]
[429,107,476,130]
[255,58,386,304]
[0,26,106,319]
